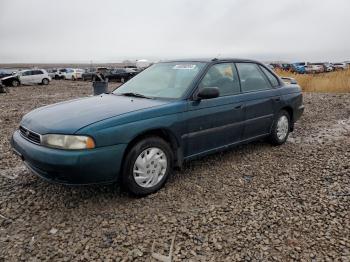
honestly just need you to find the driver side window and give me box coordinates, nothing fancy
[199,63,240,96]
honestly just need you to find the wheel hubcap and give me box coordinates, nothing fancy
[133,147,167,188]
[276,115,289,140]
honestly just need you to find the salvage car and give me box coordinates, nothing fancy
[0,69,16,79]
[65,68,85,80]
[2,69,51,87]
[11,59,304,195]
[291,64,306,74]
[107,68,138,83]
[82,68,96,81]
[54,68,68,79]
[333,63,348,70]
[305,64,324,74]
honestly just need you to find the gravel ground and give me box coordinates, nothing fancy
[0,81,349,261]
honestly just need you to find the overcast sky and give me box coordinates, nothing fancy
[0,0,349,63]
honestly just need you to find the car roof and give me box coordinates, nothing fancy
[160,58,264,64]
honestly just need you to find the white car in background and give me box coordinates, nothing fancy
[53,68,68,79]
[65,68,85,80]
[47,69,58,79]
[305,64,324,74]
[333,63,348,70]
[1,69,51,86]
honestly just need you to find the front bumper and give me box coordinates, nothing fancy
[11,130,127,185]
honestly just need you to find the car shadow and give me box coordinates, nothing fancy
[6,139,273,210]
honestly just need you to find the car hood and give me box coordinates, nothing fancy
[1,75,16,81]
[21,94,170,134]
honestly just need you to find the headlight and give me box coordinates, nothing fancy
[41,134,95,150]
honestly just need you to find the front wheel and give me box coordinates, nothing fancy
[42,78,49,85]
[122,137,173,196]
[12,80,20,87]
[269,110,290,145]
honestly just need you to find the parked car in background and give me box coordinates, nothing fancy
[11,58,304,195]
[269,63,282,70]
[281,63,292,71]
[312,63,333,72]
[333,63,348,70]
[54,68,68,79]
[323,62,334,72]
[294,62,308,67]
[47,69,58,79]
[1,69,51,87]
[305,64,324,74]
[65,68,85,80]
[0,69,16,79]
[291,64,306,74]
[107,68,138,83]
[82,68,96,81]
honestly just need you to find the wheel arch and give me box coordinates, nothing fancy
[123,128,183,169]
[12,78,21,86]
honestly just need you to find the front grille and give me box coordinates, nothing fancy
[19,126,41,144]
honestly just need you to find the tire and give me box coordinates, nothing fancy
[12,80,20,87]
[122,137,173,196]
[269,110,290,145]
[72,76,76,81]
[42,78,49,85]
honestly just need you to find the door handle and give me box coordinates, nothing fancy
[274,97,281,102]
[234,104,243,110]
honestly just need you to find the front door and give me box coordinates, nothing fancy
[19,70,33,85]
[183,63,245,158]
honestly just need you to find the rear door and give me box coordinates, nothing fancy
[31,70,44,84]
[235,63,281,140]
[184,62,245,158]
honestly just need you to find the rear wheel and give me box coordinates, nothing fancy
[269,110,290,145]
[12,80,20,87]
[122,137,173,196]
[42,78,49,85]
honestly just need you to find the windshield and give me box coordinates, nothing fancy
[113,62,205,99]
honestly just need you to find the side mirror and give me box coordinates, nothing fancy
[195,87,219,100]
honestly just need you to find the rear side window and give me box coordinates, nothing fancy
[236,63,271,92]
[259,66,279,87]
[21,71,31,76]
[32,70,43,75]
[199,63,240,96]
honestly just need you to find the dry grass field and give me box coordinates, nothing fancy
[276,69,350,93]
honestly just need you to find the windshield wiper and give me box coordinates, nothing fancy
[119,92,152,99]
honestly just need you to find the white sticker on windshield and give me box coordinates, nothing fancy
[173,64,197,70]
